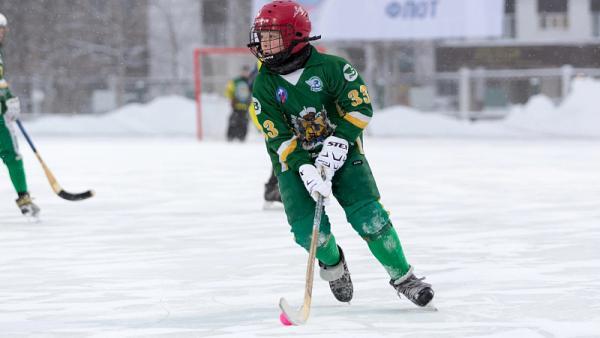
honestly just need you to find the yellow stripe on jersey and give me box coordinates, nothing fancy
[277,136,298,172]
[343,111,371,129]
[225,80,235,100]
[249,102,261,132]
[249,60,264,133]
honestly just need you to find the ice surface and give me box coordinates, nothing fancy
[1,137,598,337]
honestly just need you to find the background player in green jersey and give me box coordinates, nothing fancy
[0,12,40,218]
[225,65,252,141]
[248,0,434,307]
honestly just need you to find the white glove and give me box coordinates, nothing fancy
[299,164,331,205]
[315,135,349,180]
[5,97,21,122]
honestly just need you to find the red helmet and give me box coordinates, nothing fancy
[248,1,319,67]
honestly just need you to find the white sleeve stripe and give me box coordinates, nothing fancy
[348,111,371,123]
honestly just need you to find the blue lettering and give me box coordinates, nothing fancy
[430,0,439,17]
[385,0,439,19]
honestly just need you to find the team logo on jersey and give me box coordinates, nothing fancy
[252,97,261,115]
[305,76,323,92]
[276,87,288,104]
[291,105,335,150]
[343,64,358,82]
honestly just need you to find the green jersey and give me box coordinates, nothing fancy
[252,46,373,175]
[0,44,14,115]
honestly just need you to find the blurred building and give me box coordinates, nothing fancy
[435,0,600,115]
[178,0,600,116]
[5,0,600,116]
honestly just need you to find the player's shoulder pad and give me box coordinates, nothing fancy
[317,52,360,82]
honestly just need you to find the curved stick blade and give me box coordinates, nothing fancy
[279,298,307,326]
[57,189,95,201]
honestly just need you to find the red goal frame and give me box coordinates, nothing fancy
[193,47,252,141]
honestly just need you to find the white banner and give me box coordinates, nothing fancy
[251,0,504,40]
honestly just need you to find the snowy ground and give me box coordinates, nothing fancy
[1,137,599,337]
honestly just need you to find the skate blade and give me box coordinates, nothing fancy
[263,201,284,211]
[25,215,41,224]
[424,301,438,311]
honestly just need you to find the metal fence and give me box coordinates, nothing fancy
[434,66,600,119]
[11,77,194,116]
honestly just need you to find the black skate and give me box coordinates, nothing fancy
[390,268,434,307]
[263,178,283,210]
[16,193,40,218]
[319,246,353,303]
[264,183,281,202]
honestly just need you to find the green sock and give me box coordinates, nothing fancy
[315,234,340,266]
[7,159,28,193]
[366,225,410,280]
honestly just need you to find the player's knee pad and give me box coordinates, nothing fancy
[361,221,393,242]
[346,200,391,241]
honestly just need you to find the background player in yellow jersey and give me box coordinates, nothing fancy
[224,66,252,141]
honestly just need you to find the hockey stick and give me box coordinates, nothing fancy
[15,119,94,201]
[279,193,325,326]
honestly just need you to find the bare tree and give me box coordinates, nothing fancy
[1,0,148,114]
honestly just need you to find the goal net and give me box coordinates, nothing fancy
[193,47,258,140]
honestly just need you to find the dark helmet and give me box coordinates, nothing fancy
[248,0,320,67]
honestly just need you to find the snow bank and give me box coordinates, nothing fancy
[370,77,600,138]
[368,105,518,138]
[504,78,600,137]
[26,94,230,139]
[23,78,600,139]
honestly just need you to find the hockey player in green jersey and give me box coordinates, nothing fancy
[0,13,40,218]
[248,0,434,307]
[225,65,252,141]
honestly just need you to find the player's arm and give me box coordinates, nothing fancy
[0,65,18,120]
[326,60,373,144]
[252,84,312,172]
[224,80,235,100]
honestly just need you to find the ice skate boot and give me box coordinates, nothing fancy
[263,181,283,210]
[16,193,40,218]
[390,267,434,307]
[319,246,353,303]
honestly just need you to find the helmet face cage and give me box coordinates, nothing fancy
[249,23,297,66]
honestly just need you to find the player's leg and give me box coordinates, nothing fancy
[238,110,249,141]
[278,170,339,264]
[229,110,246,141]
[0,116,39,217]
[278,170,352,302]
[333,148,433,306]
[226,110,236,141]
[263,166,283,209]
[264,169,281,201]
